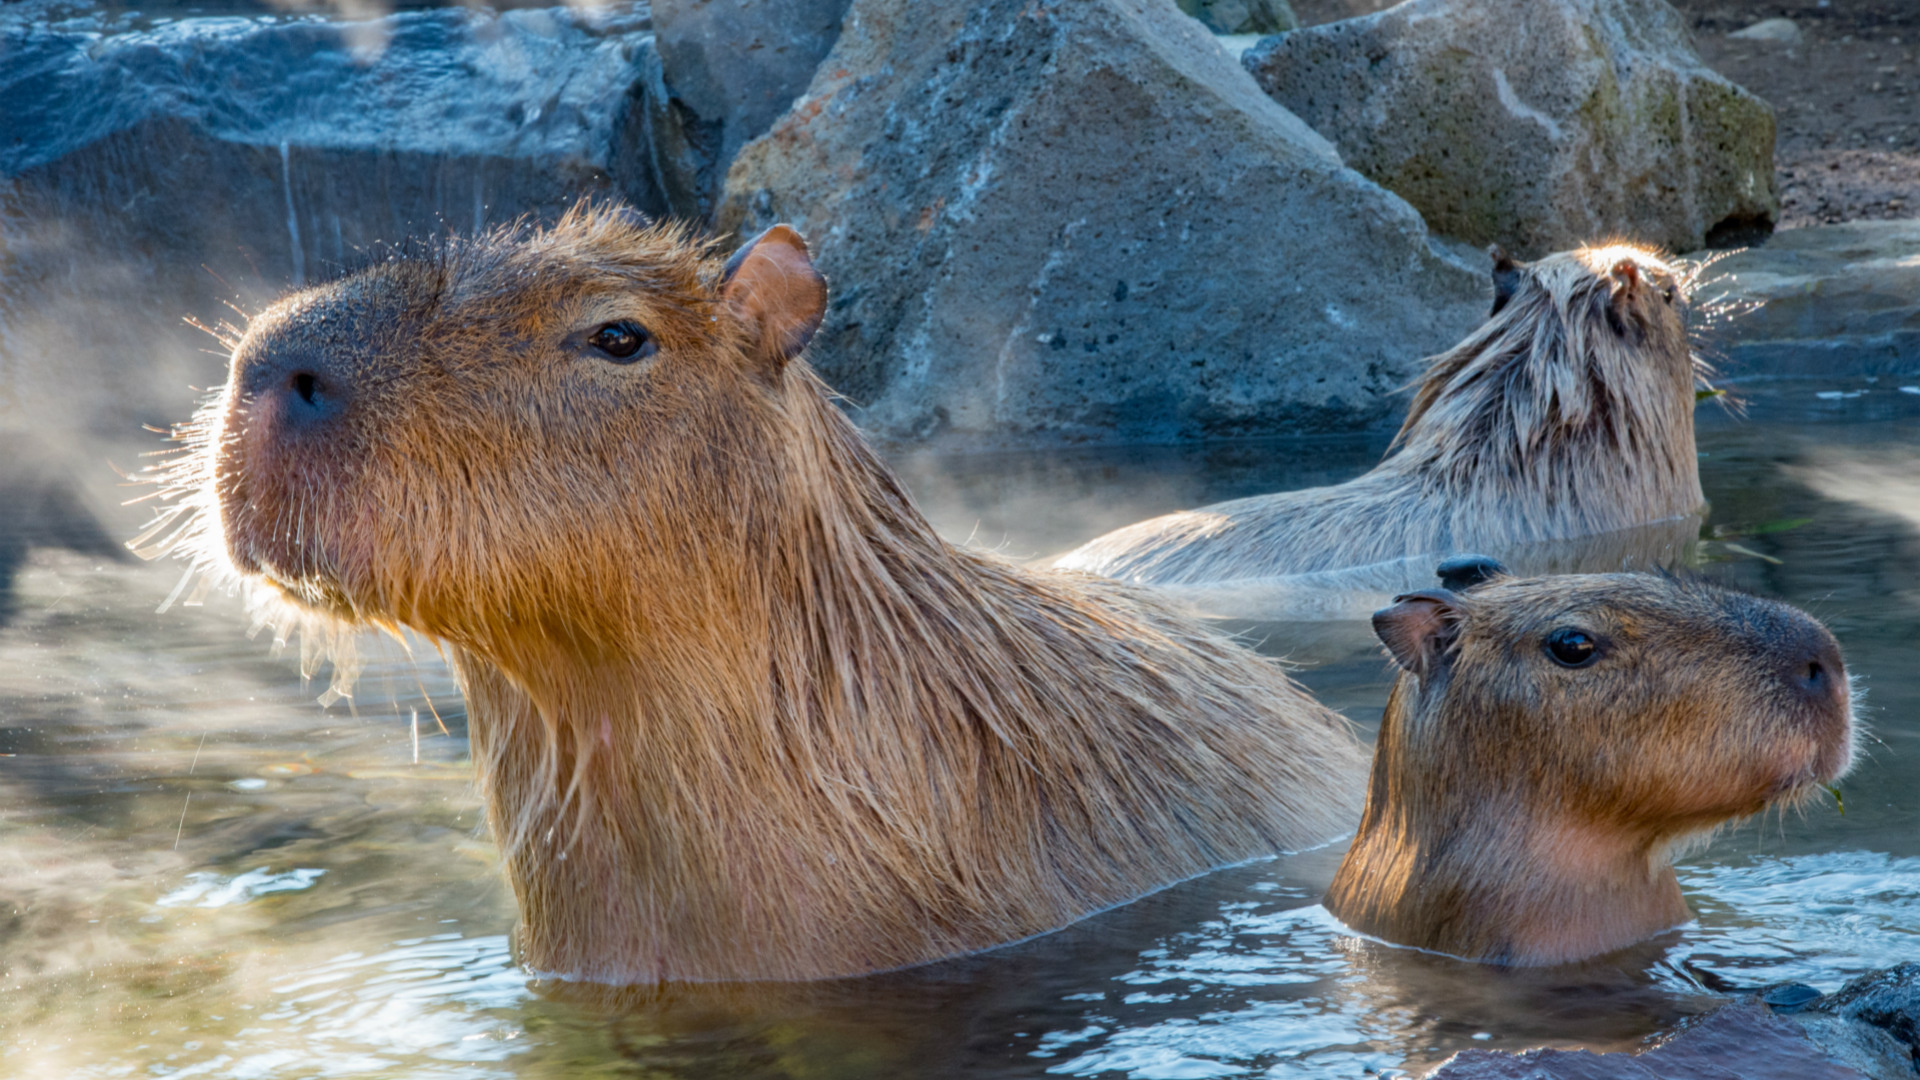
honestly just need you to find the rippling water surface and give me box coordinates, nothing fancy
[2,386,1917,1078]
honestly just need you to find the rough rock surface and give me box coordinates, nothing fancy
[1812,963,1920,1068]
[1429,1000,1865,1079]
[1699,221,1920,382]
[651,0,853,220]
[719,0,1486,448]
[0,3,668,431]
[1245,0,1779,257]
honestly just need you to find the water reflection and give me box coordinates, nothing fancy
[2,389,1918,1078]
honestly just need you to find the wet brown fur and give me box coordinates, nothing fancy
[1328,571,1855,966]
[1055,246,1707,587]
[135,207,1368,983]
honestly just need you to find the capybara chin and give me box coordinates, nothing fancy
[1328,558,1855,966]
[134,207,1369,983]
[1054,245,1708,601]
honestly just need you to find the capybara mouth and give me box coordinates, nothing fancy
[211,395,366,621]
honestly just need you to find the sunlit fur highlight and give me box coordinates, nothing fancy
[135,205,1368,983]
[1327,571,1856,966]
[1054,244,1709,587]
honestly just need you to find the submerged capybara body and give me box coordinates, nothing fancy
[136,208,1368,983]
[1330,559,1854,965]
[1055,246,1707,601]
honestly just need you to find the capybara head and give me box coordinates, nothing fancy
[1396,244,1700,462]
[149,207,826,658]
[1329,562,1854,965]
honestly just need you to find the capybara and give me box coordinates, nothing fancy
[1054,246,1707,607]
[133,207,1369,983]
[1328,557,1854,965]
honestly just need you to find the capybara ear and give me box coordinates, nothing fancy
[1373,591,1464,679]
[722,225,828,373]
[1489,245,1525,316]
[1435,554,1509,593]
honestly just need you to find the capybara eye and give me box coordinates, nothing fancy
[1545,628,1599,667]
[588,321,656,362]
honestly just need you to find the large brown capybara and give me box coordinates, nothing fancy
[1053,246,1709,616]
[1329,556,1854,966]
[133,207,1369,983]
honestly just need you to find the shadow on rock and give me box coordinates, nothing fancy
[0,436,129,624]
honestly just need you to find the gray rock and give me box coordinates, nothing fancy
[1792,1014,1920,1080]
[0,3,676,432]
[1729,18,1804,47]
[1812,963,1920,1068]
[651,0,853,220]
[1696,221,1920,384]
[1244,0,1780,257]
[718,0,1486,449]
[1177,0,1297,35]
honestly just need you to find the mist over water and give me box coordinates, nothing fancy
[0,388,1912,1078]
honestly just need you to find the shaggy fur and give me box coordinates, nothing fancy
[1329,569,1855,966]
[133,206,1368,983]
[1054,246,1708,590]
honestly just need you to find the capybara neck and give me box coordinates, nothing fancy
[1328,566,1854,966]
[140,208,1367,983]
[1055,245,1707,587]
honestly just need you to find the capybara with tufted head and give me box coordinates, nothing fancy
[1054,246,1708,602]
[134,206,1369,983]
[1328,557,1855,966]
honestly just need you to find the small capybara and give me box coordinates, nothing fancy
[134,207,1369,983]
[1054,246,1707,604]
[1329,557,1855,966]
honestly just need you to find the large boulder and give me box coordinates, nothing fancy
[0,3,675,432]
[1244,0,1779,257]
[718,0,1486,449]
[650,0,854,220]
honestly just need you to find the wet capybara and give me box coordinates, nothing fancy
[134,207,1368,983]
[1054,246,1707,600]
[1329,557,1854,965]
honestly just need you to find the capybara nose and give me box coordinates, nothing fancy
[239,339,350,431]
[1788,634,1848,712]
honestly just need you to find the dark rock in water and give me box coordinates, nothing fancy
[1762,982,1826,1012]
[651,0,852,220]
[1244,0,1779,258]
[718,0,1485,449]
[1429,1000,1867,1079]
[1813,963,1920,1066]
[0,3,681,433]
[1177,0,1297,35]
